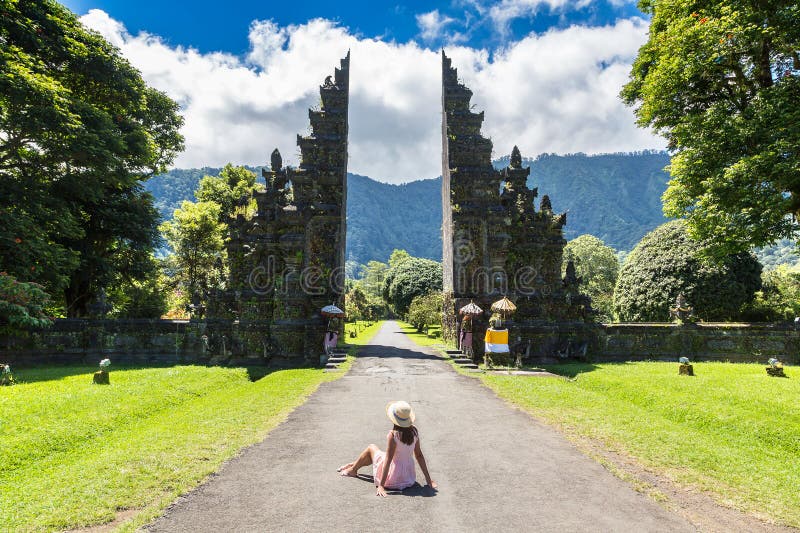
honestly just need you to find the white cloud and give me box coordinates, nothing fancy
[486,0,636,35]
[79,9,662,184]
[416,9,456,42]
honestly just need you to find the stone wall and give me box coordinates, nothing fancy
[3,319,797,368]
[511,322,800,365]
[0,319,208,366]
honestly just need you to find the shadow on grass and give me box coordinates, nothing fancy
[8,364,187,385]
[10,363,282,385]
[541,362,600,378]
[245,366,279,382]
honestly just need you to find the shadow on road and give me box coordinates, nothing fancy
[358,344,440,361]
[346,474,437,497]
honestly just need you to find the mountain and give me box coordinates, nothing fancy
[514,151,672,250]
[144,152,673,265]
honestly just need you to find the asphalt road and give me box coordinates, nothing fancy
[148,321,694,532]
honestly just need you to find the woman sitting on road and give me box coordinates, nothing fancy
[337,401,437,497]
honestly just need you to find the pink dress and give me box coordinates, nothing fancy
[372,431,417,490]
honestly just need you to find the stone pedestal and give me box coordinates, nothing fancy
[93,370,110,384]
[679,363,694,376]
[766,366,786,377]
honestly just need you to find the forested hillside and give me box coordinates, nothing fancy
[146,152,676,264]
[511,151,672,250]
[146,152,798,269]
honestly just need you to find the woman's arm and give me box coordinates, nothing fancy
[377,433,396,497]
[414,436,437,489]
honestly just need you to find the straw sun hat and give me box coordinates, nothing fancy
[386,401,416,428]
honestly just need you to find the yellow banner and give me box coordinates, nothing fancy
[484,328,509,344]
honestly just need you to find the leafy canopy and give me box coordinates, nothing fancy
[0,0,184,316]
[382,250,442,316]
[614,220,762,321]
[159,201,226,297]
[0,273,52,334]
[621,0,800,254]
[563,235,619,321]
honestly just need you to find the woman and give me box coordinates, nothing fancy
[337,401,437,497]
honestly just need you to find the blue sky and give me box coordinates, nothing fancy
[62,0,643,54]
[65,1,662,182]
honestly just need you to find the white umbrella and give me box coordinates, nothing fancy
[321,304,345,317]
[459,302,483,315]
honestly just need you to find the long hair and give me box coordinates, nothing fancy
[393,424,418,446]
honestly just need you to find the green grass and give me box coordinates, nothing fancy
[397,321,454,349]
[478,362,800,527]
[344,320,384,346]
[0,364,347,532]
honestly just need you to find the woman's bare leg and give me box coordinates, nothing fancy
[338,444,379,477]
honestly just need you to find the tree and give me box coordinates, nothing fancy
[743,265,800,321]
[0,0,184,316]
[383,255,442,316]
[563,235,619,321]
[0,273,52,335]
[407,292,442,333]
[345,286,369,322]
[614,220,762,321]
[621,0,800,254]
[195,164,259,221]
[388,249,411,269]
[106,255,167,319]
[359,260,389,299]
[159,201,226,298]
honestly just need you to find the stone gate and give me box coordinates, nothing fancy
[205,53,350,364]
[440,51,591,357]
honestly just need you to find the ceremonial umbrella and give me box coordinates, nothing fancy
[459,301,483,315]
[321,304,345,317]
[490,296,517,315]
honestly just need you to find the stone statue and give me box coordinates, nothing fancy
[670,293,694,322]
[270,148,282,172]
[563,260,581,287]
[510,145,522,169]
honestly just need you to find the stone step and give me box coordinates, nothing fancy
[325,362,340,369]
[445,350,463,355]
[453,358,474,364]
[459,363,479,369]
[327,357,346,364]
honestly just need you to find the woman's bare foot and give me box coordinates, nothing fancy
[337,462,355,472]
[339,467,358,477]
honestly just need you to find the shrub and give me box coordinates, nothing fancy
[613,220,762,321]
[407,292,442,333]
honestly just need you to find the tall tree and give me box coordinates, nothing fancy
[621,0,800,254]
[159,201,226,298]
[0,0,184,316]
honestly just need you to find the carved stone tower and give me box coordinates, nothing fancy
[441,51,590,353]
[213,52,350,363]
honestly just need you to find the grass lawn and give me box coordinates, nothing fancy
[1,363,352,532]
[479,362,800,527]
[397,321,454,349]
[344,320,384,346]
